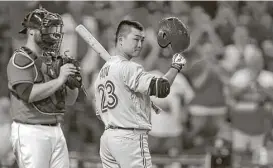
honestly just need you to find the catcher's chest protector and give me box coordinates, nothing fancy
[20,47,66,115]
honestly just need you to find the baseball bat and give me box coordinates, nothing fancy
[75,24,111,61]
[75,24,163,114]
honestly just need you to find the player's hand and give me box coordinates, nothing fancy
[58,63,79,84]
[171,53,186,72]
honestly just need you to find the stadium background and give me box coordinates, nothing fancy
[0,1,273,168]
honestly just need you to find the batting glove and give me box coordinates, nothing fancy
[171,53,186,72]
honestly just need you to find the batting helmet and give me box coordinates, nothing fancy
[157,17,190,53]
[19,7,64,53]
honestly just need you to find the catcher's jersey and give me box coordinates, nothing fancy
[7,47,63,124]
[94,56,155,130]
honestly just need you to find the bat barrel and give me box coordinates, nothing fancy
[75,24,111,61]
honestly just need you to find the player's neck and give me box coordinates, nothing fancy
[116,48,132,60]
[25,40,43,57]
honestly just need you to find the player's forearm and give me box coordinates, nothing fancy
[65,87,79,105]
[28,78,64,103]
[163,68,179,85]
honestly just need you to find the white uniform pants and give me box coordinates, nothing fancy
[10,122,69,168]
[100,128,152,168]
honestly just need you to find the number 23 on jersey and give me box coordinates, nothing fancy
[98,80,118,113]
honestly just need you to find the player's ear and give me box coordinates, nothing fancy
[118,36,123,46]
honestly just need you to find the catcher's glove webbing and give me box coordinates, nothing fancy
[45,54,82,90]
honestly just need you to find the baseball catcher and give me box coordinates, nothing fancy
[7,7,80,168]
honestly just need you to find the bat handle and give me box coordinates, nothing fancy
[151,101,163,114]
[81,84,89,97]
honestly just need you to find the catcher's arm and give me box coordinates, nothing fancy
[29,78,66,102]
[8,52,66,103]
[29,63,78,102]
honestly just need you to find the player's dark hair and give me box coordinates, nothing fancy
[115,20,144,46]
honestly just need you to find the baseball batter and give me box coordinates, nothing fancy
[94,20,187,168]
[7,8,79,168]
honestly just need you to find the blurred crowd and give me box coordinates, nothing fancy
[1,1,273,167]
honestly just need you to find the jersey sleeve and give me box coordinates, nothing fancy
[7,52,36,88]
[120,62,155,94]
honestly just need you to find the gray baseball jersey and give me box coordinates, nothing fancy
[94,56,156,130]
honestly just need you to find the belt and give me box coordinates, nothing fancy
[106,125,149,131]
[14,120,58,127]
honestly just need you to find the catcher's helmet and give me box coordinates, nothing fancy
[19,7,64,53]
[157,17,190,53]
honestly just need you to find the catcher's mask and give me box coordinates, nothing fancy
[157,17,190,53]
[19,7,64,54]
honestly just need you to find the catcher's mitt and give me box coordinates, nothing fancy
[47,55,82,90]
[157,17,190,53]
